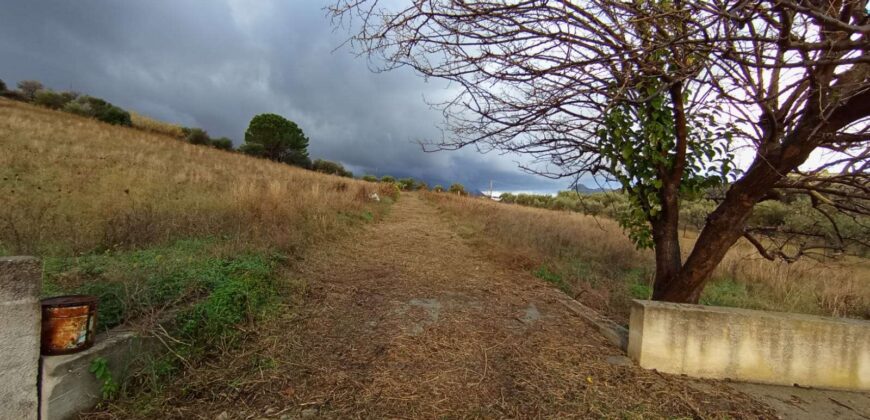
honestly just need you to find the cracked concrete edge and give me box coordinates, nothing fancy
[554,289,628,351]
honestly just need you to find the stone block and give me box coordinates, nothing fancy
[628,300,870,390]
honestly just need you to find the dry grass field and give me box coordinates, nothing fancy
[425,192,870,321]
[0,99,390,257]
[130,111,185,138]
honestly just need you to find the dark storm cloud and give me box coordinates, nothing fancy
[0,0,575,193]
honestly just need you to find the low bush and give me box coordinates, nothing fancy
[64,95,132,126]
[361,175,378,182]
[313,159,353,177]
[210,137,234,150]
[378,181,401,201]
[33,89,76,110]
[184,128,211,145]
[17,80,43,100]
[448,183,467,195]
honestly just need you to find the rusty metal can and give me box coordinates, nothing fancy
[41,295,98,355]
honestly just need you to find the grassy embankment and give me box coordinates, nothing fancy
[426,192,869,322]
[0,98,393,396]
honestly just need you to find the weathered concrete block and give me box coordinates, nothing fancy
[628,300,870,391]
[41,328,157,420]
[0,256,41,420]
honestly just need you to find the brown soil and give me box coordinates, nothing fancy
[105,193,779,419]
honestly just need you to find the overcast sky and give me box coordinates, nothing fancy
[0,0,576,193]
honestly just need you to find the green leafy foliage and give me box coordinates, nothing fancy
[533,265,571,294]
[89,357,119,400]
[63,95,132,126]
[33,89,77,110]
[238,142,266,157]
[596,81,736,249]
[312,159,353,177]
[380,175,396,183]
[361,175,378,182]
[182,127,211,145]
[448,183,467,195]
[177,253,278,347]
[243,113,310,166]
[42,239,278,331]
[210,137,234,150]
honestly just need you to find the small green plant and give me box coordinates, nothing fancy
[89,357,119,400]
[533,265,571,294]
[700,278,750,307]
[624,268,652,299]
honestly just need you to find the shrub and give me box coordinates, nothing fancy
[282,150,312,169]
[17,80,43,100]
[63,96,132,126]
[1,90,27,101]
[380,175,396,183]
[95,104,132,126]
[0,78,6,92]
[185,128,211,145]
[362,175,378,182]
[448,183,467,195]
[377,182,401,201]
[33,89,75,110]
[210,137,234,150]
[398,178,417,190]
[313,159,352,177]
[63,99,91,116]
[239,142,266,157]
[433,185,445,192]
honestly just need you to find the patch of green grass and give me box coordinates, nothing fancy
[533,265,572,294]
[700,277,750,308]
[42,238,282,332]
[624,268,652,300]
[176,252,278,349]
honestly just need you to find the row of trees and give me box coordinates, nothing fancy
[500,190,868,258]
[358,174,468,195]
[1,79,132,126]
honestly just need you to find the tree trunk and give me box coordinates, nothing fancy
[651,182,682,300]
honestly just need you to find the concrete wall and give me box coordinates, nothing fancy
[628,300,870,391]
[0,256,42,420]
[41,329,157,420]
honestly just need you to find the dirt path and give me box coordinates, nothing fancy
[156,193,776,419]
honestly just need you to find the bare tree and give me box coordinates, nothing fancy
[16,80,44,101]
[330,0,869,303]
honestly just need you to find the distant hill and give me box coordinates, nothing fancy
[574,183,611,194]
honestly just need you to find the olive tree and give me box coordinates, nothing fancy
[331,0,869,303]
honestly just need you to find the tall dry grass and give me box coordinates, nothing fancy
[425,191,869,320]
[130,111,185,138]
[0,99,388,256]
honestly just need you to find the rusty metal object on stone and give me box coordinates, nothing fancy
[41,295,98,355]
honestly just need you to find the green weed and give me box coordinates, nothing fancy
[533,265,572,294]
[700,278,750,307]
